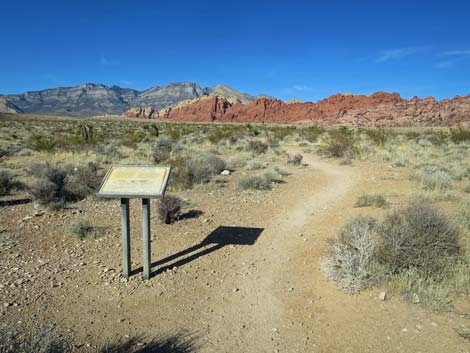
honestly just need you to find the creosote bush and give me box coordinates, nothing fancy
[319,127,356,158]
[29,162,100,208]
[169,154,226,190]
[376,200,461,277]
[157,195,182,224]
[247,140,268,154]
[322,216,377,294]
[355,193,387,208]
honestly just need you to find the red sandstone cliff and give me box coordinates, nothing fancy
[123,93,470,127]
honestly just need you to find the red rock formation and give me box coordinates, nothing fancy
[122,92,470,126]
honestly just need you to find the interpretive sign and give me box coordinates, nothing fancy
[96,165,171,280]
[97,165,171,198]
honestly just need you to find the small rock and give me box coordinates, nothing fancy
[221,170,230,176]
[378,292,387,301]
[402,328,408,333]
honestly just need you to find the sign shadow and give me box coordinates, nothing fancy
[131,226,263,278]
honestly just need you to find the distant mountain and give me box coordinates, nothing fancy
[0,97,23,114]
[0,82,256,116]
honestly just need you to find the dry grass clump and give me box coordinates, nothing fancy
[414,165,452,192]
[239,175,272,191]
[355,193,387,208]
[322,216,377,294]
[67,219,102,240]
[157,195,182,224]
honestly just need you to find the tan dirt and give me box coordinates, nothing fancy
[1,151,469,352]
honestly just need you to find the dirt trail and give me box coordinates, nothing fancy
[202,152,469,353]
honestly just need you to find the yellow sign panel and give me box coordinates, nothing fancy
[97,165,171,198]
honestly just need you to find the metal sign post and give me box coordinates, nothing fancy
[96,165,171,280]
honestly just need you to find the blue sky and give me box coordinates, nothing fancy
[1,0,469,101]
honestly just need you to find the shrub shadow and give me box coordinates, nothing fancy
[101,333,196,353]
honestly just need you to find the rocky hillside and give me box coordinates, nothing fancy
[123,93,470,127]
[0,98,23,114]
[0,82,255,116]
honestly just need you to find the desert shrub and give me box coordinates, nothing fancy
[414,165,452,192]
[340,149,353,165]
[29,166,68,207]
[29,163,100,207]
[376,200,461,278]
[450,127,470,144]
[26,133,56,152]
[274,165,289,176]
[355,193,387,208]
[67,219,100,239]
[299,125,325,142]
[319,127,356,158]
[157,195,182,224]
[247,140,268,154]
[269,126,297,142]
[321,216,377,294]
[202,154,226,174]
[207,127,240,144]
[454,199,470,231]
[0,170,14,195]
[64,162,100,199]
[152,136,173,163]
[288,154,303,166]
[73,123,97,145]
[94,143,123,163]
[169,154,226,189]
[239,175,272,190]
[246,160,264,170]
[365,127,387,146]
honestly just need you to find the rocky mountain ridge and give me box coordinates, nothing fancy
[123,92,470,127]
[0,82,256,116]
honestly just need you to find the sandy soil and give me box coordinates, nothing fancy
[1,150,469,352]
